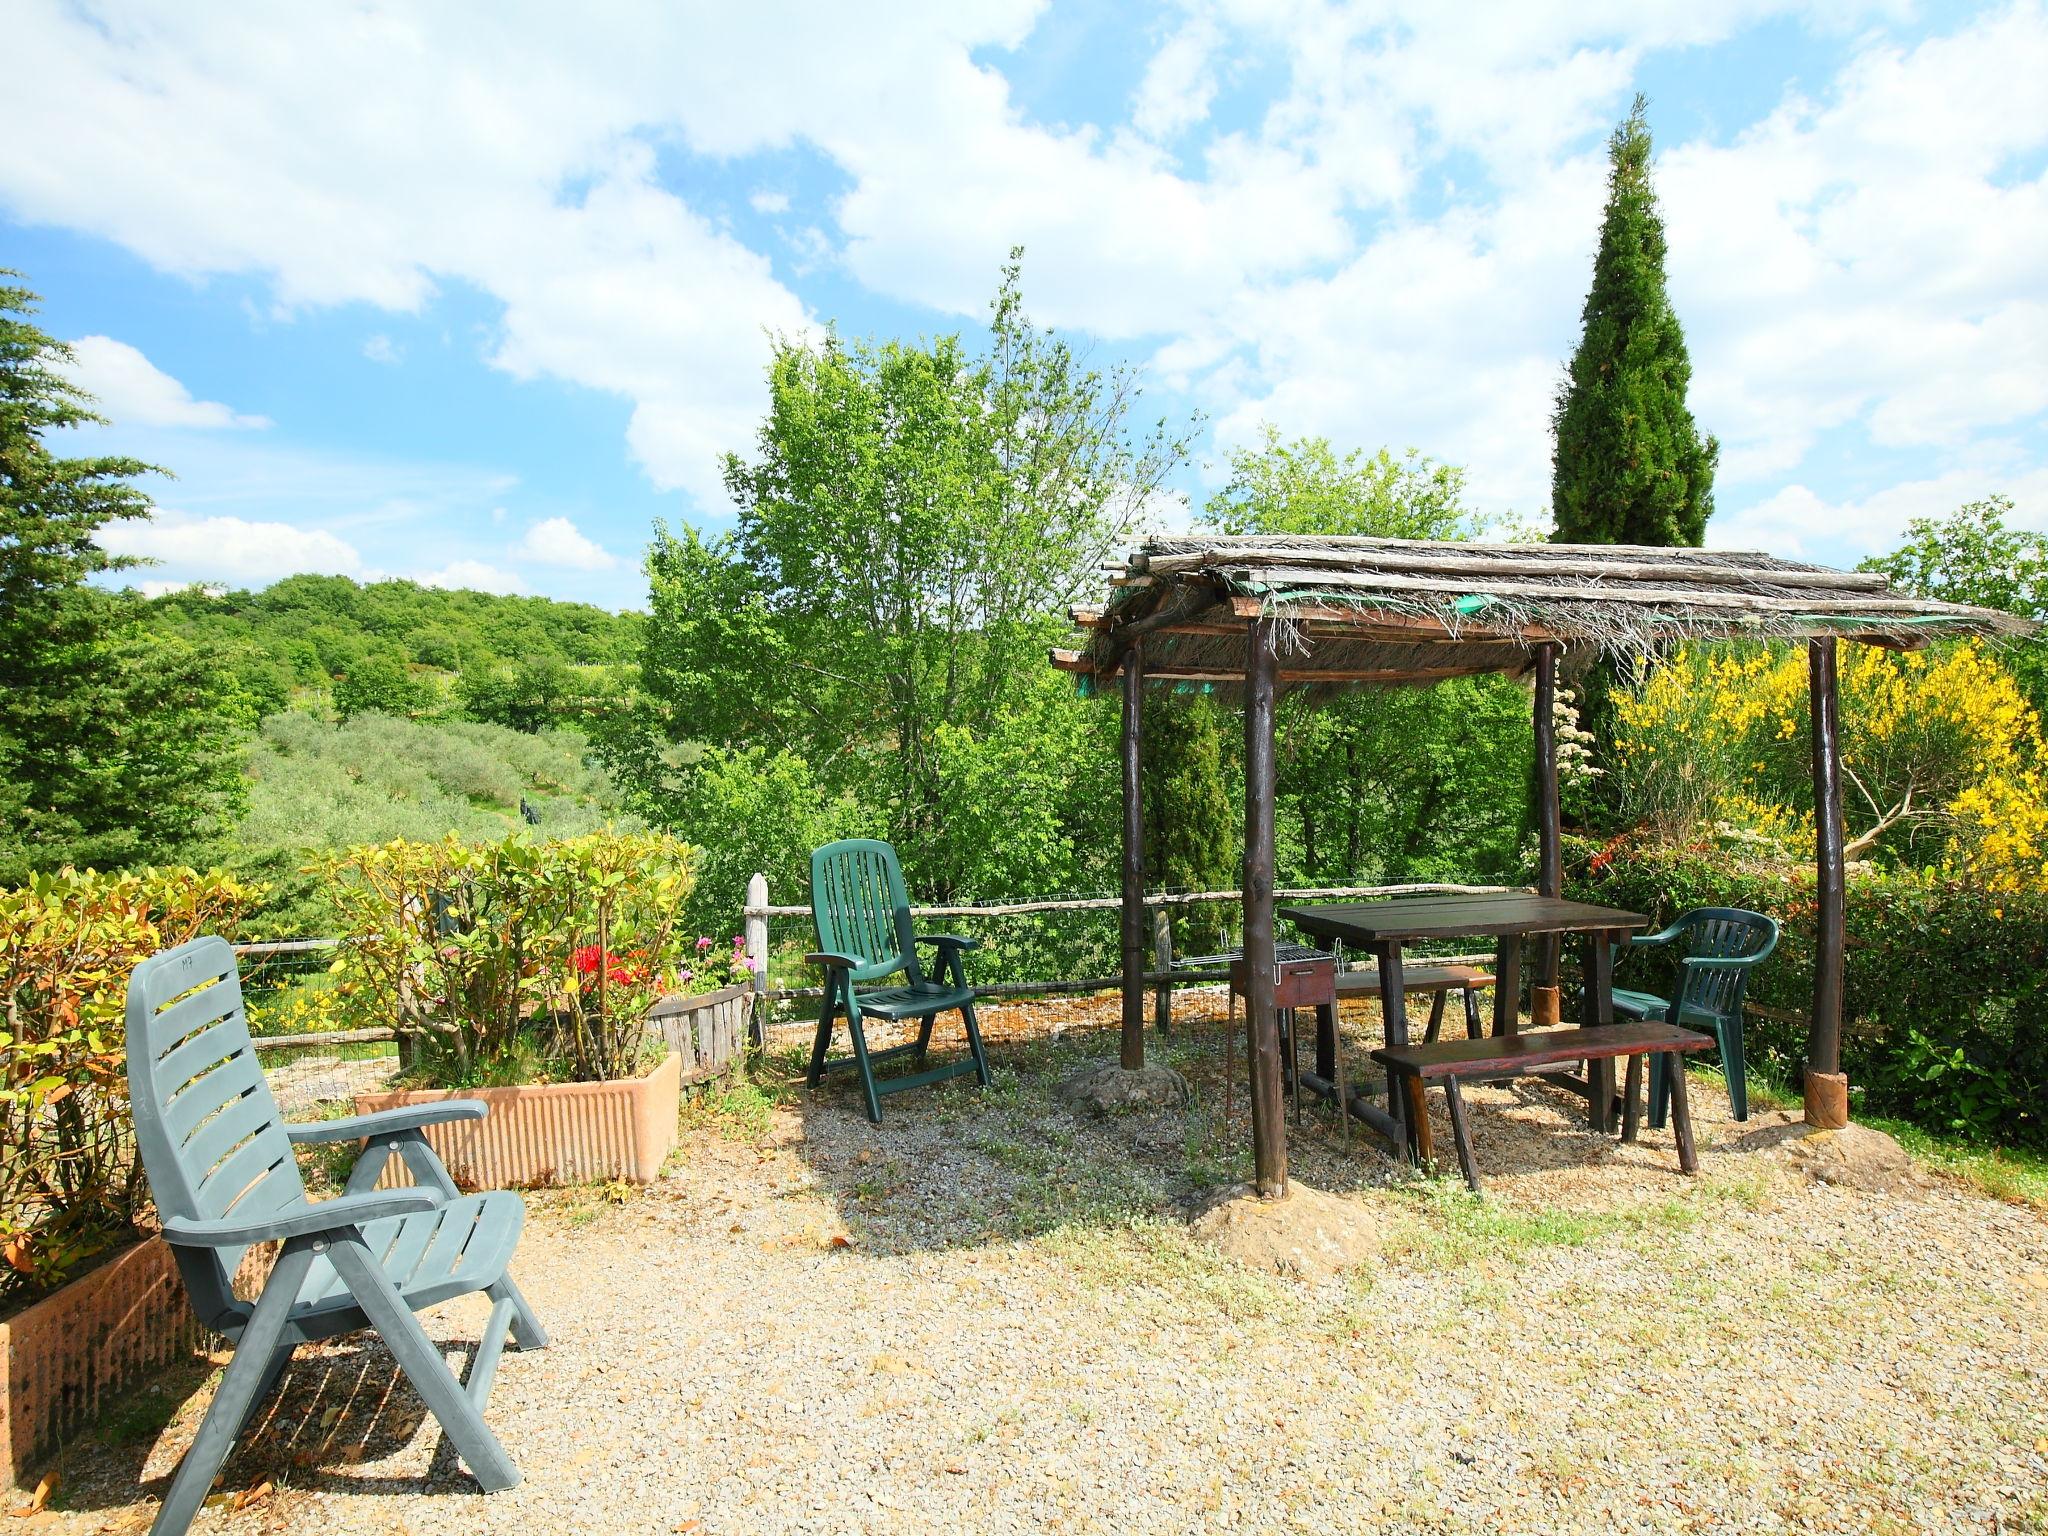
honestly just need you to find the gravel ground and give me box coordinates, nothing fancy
[27,998,2048,1535]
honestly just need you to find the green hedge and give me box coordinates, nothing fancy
[1567,837,2048,1147]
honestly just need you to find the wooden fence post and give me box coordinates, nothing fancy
[1152,907,1173,1038]
[745,872,769,1050]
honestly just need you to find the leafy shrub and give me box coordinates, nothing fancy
[318,831,695,1085]
[1570,836,2048,1146]
[0,866,259,1305]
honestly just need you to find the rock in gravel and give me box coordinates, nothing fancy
[1054,1061,1189,1115]
[1188,1181,1378,1279]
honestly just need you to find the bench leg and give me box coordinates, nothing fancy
[1462,984,1483,1041]
[1621,1054,1644,1145]
[1404,1075,1433,1167]
[1321,1002,1349,1148]
[1444,1078,1482,1193]
[1284,1008,1301,1126]
[1224,987,1237,1125]
[1424,990,1447,1044]
[1668,1057,1699,1174]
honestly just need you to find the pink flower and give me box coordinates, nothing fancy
[696,936,713,951]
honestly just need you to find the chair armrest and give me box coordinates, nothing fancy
[162,1189,442,1247]
[916,934,981,952]
[286,1101,489,1144]
[1625,923,1684,949]
[806,951,861,969]
[1681,950,1774,972]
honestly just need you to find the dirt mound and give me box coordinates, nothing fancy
[1188,1182,1379,1280]
[1722,1110,1921,1193]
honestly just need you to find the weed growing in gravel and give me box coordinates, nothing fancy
[1039,1220,1288,1323]
[1868,1115,2048,1207]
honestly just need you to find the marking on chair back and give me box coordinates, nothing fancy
[811,839,919,986]
[1676,908,1779,1020]
[126,935,306,1328]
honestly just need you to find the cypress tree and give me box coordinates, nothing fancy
[1551,96,1717,547]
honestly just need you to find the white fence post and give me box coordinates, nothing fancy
[744,872,769,1049]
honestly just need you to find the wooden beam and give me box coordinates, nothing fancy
[1806,636,1850,1129]
[1050,650,1503,685]
[1216,564,2013,620]
[1141,545,1892,592]
[1533,642,1562,993]
[1120,638,1147,1072]
[1243,617,1288,1198]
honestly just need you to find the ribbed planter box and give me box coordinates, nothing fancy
[647,983,754,1082]
[354,1049,682,1190]
[0,1235,275,1489]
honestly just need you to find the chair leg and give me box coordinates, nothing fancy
[151,1241,316,1536]
[1723,1016,1749,1122]
[960,999,992,1088]
[1444,1078,1482,1194]
[1424,990,1447,1044]
[325,1233,520,1493]
[1621,1054,1644,1144]
[1462,985,1483,1040]
[233,1341,297,1441]
[845,1007,883,1124]
[1647,1053,1671,1131]
[1669,1058,1699,1175]
[486,1272,549,1350]
[806,987,839,1090]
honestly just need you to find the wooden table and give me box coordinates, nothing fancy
[1278,893,1649,1144]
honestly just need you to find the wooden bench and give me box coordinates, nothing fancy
[1334,963,1495,1043]
[1371,1022,1713,1192]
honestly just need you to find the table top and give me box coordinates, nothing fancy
[1279,892,1648,945]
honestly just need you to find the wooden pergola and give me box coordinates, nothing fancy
[1055,535,2029,1197]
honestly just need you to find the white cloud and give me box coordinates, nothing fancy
[7,0,2043,555]
[514,515,618,571]
[63,335,269,429]
[1713,466,2048,562]
[415,559,528,595]
[99,509,361,584]
[361,333,403,365]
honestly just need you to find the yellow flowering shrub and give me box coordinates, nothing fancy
[1615,640,2048,890]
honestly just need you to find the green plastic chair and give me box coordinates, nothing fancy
[127,937,545,1536]
[805,839,991,1122]
[1612,907,1780,1126]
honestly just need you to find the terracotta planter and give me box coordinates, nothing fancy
[354,1049,682,1190]
[2,1236,234,1488]
[647,982,754,1083]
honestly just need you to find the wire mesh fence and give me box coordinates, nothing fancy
[747,880,1523,1060]
[235,939,400,1115]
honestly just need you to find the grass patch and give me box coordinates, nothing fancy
[677,1048,803,1144]
[1865,1116,2048,1208]
[1037,1219,1288,1322]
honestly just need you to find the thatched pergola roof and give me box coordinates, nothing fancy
[1055,535,2031,690]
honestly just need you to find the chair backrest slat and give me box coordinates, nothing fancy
[127,936,306,1330]
[1671,907,1779,1025]
[810,839,920,985]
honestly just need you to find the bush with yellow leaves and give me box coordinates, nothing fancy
[1613,640,2048,891]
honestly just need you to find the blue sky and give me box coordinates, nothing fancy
[5,1,2044,610]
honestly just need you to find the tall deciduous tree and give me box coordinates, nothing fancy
[636,254,1190,899]
[1199,431,1531,884]
[0,274,247,881]
[1551,97,1717,547]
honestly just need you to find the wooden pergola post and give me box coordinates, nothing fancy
[1119,639,1147,1071]
[1242,617,1289,1197]
[1531,642,1563,1025]
[1806,636,1850,1128]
